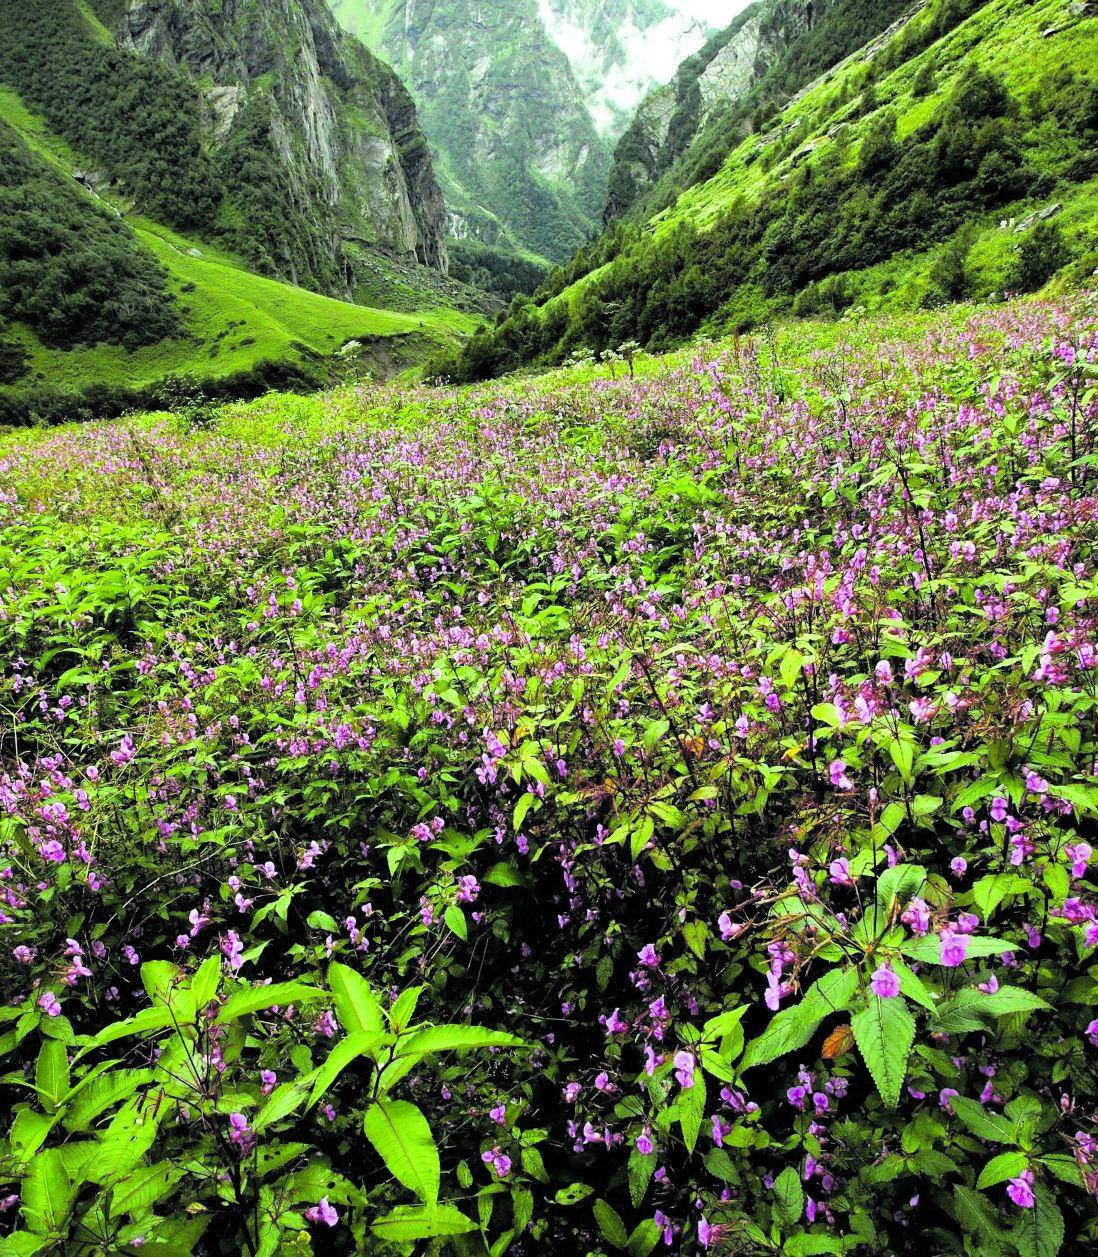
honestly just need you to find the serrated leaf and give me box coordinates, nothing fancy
[371,1203,476,1241]
[851,996,915,1107]
[593,1199,628,1249]
[1012,1187,1064,1257]
[977,1151,1028,1189]
[773,1165,804,1228]
[215,982,322,1024]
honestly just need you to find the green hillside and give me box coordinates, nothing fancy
[0,86,476,424]
[440,0,1096,380]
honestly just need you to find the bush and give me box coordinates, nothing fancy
[1008,223,1071,293]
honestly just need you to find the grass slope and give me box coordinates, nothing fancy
[0,86,475,407]
[447,0,1095,378]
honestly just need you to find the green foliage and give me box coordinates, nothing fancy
[0,0,218,230]
[0,123,180,350]
[1008,223,1072,294]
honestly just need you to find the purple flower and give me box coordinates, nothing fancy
[1006,1170,1035,1208]
[870,964,901,998]
[1086,1019,1098,1048]
[604,1008,628,1035]
[637,943,659,968]
[37,992,61,1018]
[829,759,853,791]
[636,1131,654,1155]
[939,928,969,968]
[673,1050,696,1088]
[305,1197,339,1227]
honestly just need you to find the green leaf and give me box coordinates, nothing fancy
[677,1069,706,1152]
[35,1039,69,1112]
[1012,1187,1064,1257]
[628,1147,656,1207]
[362,1100,439,1206]
[444,905,468,940]
[979,986,1051,1017]
[0,1234,46,1255]
[554,1182,595,1205]
[976,1151,1029,1189]
[21,1148,72,1236]
[952,1185,1006,1254]
[215,982,322,1024]
[851,996,915,1107]
[874,864,926,921]
[901,934,1013,964]
[626,1218,662,1257]
[327,963,384,1036]
[371,1204,476,1242]
[395,1024,527,1060]
[109,1162,184,1217]
[742,967,858,1071]
[594,1199,628,1249]
[308,1031,383,1108]
[949,1096,1018,1144]
[388,986,423,1034]
[773,1165,804,1228]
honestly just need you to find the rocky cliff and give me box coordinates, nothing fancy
[113,0,449,286]
[0,0,449,296]
[332,0,615,263]
[605,0,913,220]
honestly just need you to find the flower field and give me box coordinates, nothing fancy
[0,297,1095,1254]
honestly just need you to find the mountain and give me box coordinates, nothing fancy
[0,0,480,422]
[604,0,917,221]
[0,0,452,296]
[329,0,727,270]
[439,0,1097,380]
[538,0,724,135]
[330,0,610,266]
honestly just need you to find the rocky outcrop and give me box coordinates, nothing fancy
[332,0,614,263]
[115,0,448,286]
[605,0,914,221]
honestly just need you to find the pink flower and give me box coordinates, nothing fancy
[604,1008,628,1035]
[1085,1019,1098,1047]
[636,1131,654,1155]
[38,992,61,1017]
[828,857,853,886]
[870,965,901,998]
[829,759,853,791]
[305,1197,339,1227]
[1006,1170,1035,1209]
[673,1050,696,1088]
[717,912,742,941]
[939,928,969,968]
[637,944,659,967]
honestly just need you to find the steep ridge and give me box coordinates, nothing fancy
[0,1,481,423]
[330,0,611,265]
[437,0,1096,380]
[0,0,451,298]
[605,0,916,221]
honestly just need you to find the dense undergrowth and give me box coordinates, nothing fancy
[0,297,1095,1254]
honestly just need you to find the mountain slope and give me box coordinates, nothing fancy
[330,0,611,264]
[0,0,451,298]
[604,0,916,221]
[0,75,475,423]
[439,0,1096,380]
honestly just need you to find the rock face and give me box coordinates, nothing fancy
[114,0,448,287]
[332,0,616,263]
[604,0,913,220]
